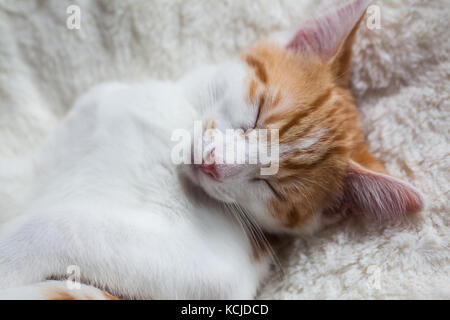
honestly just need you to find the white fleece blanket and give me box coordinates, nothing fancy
[0,0,448,299]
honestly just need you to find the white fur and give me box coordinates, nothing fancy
[0,0,448,299]
[0,74,271,299]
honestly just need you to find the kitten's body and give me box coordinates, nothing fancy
[0,0,423,299]
[0,78,270,299]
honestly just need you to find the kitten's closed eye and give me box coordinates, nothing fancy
[237,95,264,132]
[252,96,264,129]
[252,178,284,201]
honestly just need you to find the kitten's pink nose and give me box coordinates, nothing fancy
[200,149,220,180]
[200,162,220,180]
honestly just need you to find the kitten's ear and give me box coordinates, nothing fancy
[286,0,371,86]
[329,160,424,219]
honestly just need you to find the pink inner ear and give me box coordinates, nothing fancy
[339,161,424,219]
[287,0,371,61]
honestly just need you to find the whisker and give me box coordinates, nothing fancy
[225,203,259,255]
[223,199,285,279]
[232,203,260,248]
[234,203,285,278]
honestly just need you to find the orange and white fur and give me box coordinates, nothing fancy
[0,0,423,299]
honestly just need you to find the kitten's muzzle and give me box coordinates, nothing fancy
[198,148,220,180]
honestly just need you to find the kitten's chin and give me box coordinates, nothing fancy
[180,164,238,203]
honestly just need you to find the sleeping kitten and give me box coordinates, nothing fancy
[0,0,423,299]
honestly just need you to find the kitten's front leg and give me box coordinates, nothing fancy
[0,209,270,299]
[0,209,83,290]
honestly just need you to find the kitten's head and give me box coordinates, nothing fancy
[182,0,423,234]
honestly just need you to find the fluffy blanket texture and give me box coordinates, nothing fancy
[0,0,448,299]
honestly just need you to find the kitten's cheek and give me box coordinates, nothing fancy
[215,164,246,180]
[199,163,221,180]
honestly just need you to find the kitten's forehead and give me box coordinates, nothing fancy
[241,43,334,125]
[242,43,332,91]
